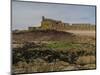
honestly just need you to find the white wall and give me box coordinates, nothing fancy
[0,0,99,75]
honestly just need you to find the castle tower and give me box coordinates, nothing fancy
[42,16,45,21]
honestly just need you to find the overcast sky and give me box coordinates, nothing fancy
[12,1,96,30]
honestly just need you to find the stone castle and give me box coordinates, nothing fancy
[28,16,95,31]
[40,16,69,30]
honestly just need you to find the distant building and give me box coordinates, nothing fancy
[28,16,95,31]
[41,16,69,30]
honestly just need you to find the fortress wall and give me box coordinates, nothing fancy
[28,16,95,31]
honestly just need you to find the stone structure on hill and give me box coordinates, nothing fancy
[40,16,69,30]
[28,16,95,31]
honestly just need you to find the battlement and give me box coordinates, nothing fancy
[42,16,62,23]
